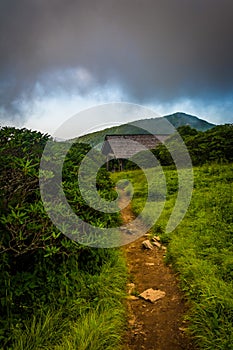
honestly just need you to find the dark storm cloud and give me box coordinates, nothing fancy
[1,0,233,120]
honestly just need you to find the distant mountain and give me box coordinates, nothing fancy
[133,112,215,132]
[165,112,215,131]
[77,112,216,146]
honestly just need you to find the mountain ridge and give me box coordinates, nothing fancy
[77,112,216,146]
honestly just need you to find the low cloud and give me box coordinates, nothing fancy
[0,0,233,124]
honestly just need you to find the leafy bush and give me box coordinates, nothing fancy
[0,127,126,348]
[153,124,233,166]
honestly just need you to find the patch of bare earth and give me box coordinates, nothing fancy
[119,190,196,350]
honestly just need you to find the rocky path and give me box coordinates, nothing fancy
[119,190,196,350]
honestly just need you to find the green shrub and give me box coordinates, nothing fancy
[0,127,126,349]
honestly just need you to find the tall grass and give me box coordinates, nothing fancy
[54,308,124,350]
[7,251,127,350]
[10,306,125,350]
[112,163,233,350]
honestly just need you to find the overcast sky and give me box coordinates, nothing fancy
[0,0,233,136]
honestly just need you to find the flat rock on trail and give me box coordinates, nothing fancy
[119,190,196,350]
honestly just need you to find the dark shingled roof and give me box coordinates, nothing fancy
[102,134,170,158]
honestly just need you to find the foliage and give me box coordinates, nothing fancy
[153,124,233,166]
[0,126,126,349]
[7,253,127,350]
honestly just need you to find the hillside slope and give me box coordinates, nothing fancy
[77,112,215,146]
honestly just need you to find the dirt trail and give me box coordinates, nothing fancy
[120,190,196,350]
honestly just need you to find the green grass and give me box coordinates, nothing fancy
[112,163,233,350]
[5,251,127,350]
[10,303,125,350]
[54,308,124,350]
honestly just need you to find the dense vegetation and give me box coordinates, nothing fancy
[1,121,232,349]
[112,163,233,349]
[153,124,233,166]
[105,124,232,172]
[0,127,127,349]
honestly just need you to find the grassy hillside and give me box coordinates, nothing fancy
[133,112,215,132]
[77,112,215,146]
[112,163,233,349]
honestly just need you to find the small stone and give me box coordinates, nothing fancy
[152,241,162,248]
[142,240,153,250]
[145,262,155,266]
[139,288,166,303]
